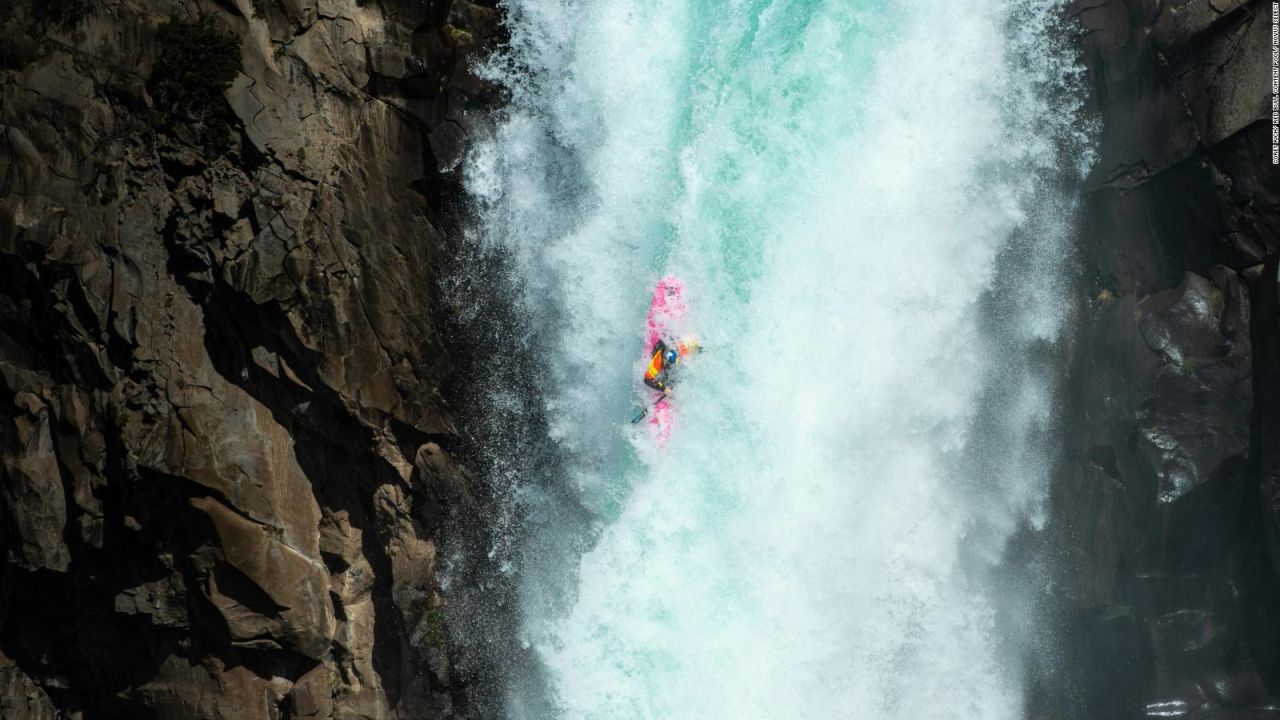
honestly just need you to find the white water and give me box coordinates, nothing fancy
[459,0,1093,717]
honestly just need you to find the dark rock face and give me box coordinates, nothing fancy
[0,0,497,716]
[1136,269,1252,504]
[1075,0,1278,290]
[1039,0,1280,717]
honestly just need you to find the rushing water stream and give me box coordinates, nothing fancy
[453,0,1095,717]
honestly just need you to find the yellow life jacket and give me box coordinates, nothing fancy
[644,346,666,384]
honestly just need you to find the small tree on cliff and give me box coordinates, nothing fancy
[149,15,242,153]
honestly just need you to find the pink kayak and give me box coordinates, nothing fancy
[643,275,686,444]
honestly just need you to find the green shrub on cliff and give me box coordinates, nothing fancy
[150,16,242,152]
[425,606,446,650]
[445,24,473,46]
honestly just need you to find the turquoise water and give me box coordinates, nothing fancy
[461,0,1093,716]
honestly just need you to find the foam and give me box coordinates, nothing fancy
[463,0,1092,717]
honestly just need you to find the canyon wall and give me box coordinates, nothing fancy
[0,0,496,716]
[1041,0,1280,717]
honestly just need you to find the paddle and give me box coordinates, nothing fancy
[629,392,670,424]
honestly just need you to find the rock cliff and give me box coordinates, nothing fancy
[4,0,1279,716]
[1038,0,1280,717]
[0,0,497,716]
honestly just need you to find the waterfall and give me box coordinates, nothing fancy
[454,0,1095,716]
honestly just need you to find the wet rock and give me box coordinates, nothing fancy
[414,440,477,529]
[1150,1,1271,147]
[1042,2,1280,718]
[1135,269,1251,503]
[1149,0,1252,55]
[429,120,468,174]
[1072,0,1280,293]
[1253,257,1280,578]
[1203,661,1270,707]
